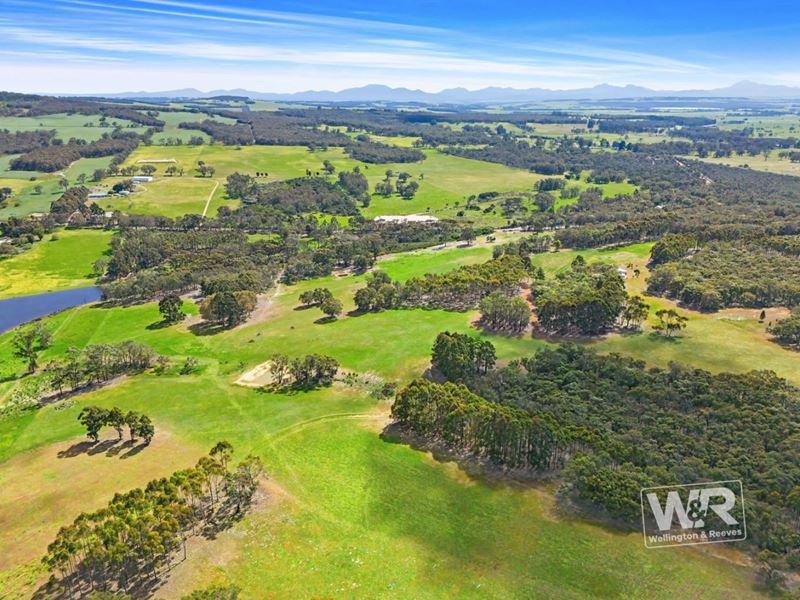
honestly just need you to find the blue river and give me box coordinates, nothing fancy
[0,287,102,334]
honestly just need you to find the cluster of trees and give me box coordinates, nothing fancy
[374,170,420,200]
[647,239,800,310]
[200,290,257,328]
[12,323,52,373]
[431,331,496,380]
[49,186,104,225]
[478,291,531,332]
[46,341,159,396]
[226,174,359,216]
[298,287,343,320]
[268,353,340,388]
[78,406,154,444]
[531,257,630,335]
[768,308,800,349]
[354,255,531,313]
[43,443,264,595]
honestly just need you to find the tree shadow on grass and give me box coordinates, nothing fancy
[313,315,338,324]
[647,332,682,343]
[146,319,173,331]
[188,321,228,336]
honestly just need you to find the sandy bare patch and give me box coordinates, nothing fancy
[718,307,790,321]
[137,158,177,163]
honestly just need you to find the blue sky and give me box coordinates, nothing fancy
[2,0,800,93]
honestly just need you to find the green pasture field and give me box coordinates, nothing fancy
[0,229,111,299]
[0,113,149,142]
[0,240,769,598]
[114,145,549,223]
[693,148,800,177]
[0,155,115,219]
[717,113,800,137]
[0,236,794,596]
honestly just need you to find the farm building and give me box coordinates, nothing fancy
[131,175,153,183]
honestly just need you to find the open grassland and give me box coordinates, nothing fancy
[0,237,794,596]
[114,145,549,223]
[0,113,148,142]
[694,148,800,177]
[717,113,800,137]
[0,229,111,299]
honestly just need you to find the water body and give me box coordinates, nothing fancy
[0,287,102,334]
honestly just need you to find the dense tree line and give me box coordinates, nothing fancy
[345,141,425,163]
[9,134,140,172]
[43,443,264,596]
[46,341,159,396]
[226,173,359,215]
[647,239,800,310]
[0,128,55,154]
[353,255,531,313]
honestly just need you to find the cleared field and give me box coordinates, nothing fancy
[0,229,111,299]
[695,149,800,177]
[0,113,148,142]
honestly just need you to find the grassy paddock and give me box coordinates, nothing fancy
[0,229,111,299]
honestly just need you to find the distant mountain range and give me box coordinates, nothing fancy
[94,80,800,104]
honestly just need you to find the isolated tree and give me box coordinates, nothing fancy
[653,308,688,337]
[322,160,336,175]
[159,294,186,323]
[58,178,69,192]
[33,184,43,194]
[320,297,343,321]
[76,173,87,185]
[140,165,157,176]
[12,323,52,373]
[91,168,106,181]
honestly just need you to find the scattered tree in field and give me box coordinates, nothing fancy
[620,296,650,330]
[319,297,343,321]
[12,323,52,373]
[159,294,186,323]
[140,165,157,176]
[78,406,155,444]
[58,177,69,192]
[270,353,290,385]
[33,184,43,194]
[298,287,333,307]
[78,406,109,443]
[165,165,179,176]
[76,173,87,185]
[91,168,106,181]
[653,308,688,337]
[322,160,335,175]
